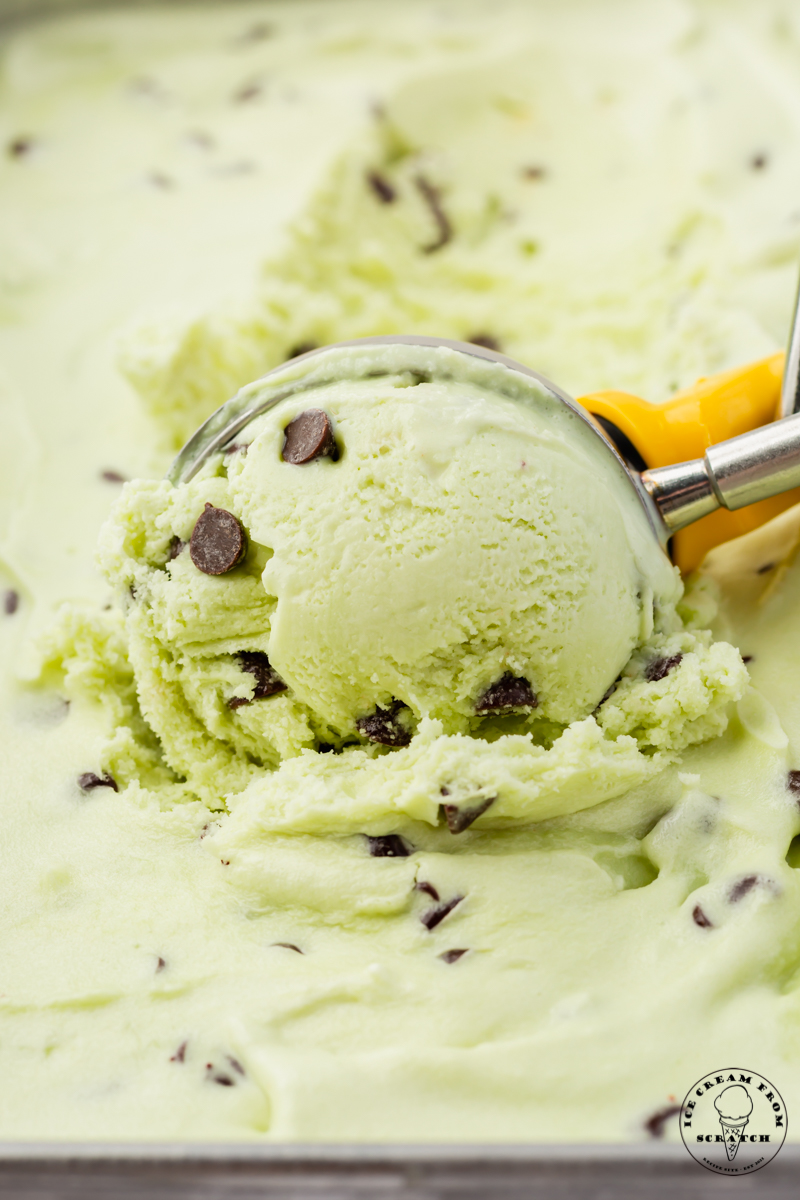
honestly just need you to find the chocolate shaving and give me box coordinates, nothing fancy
[147,171,174,189]
[190,503,247,575]
[170,1041,187,1063]
[223,442,249,458]
[593,680,618,713]
[367,170,396,203]
[78,772,118,793]
[282,408,338,465]
[227,1055,246,1076]
[156,956,166,973]
[742,655,753,664]
[421,895,463,931]
[692,904,713,929]
[415,881,440,901]
[414,174,452,253]
[475,673,537,713]
[167,536,186,561]
[272,942,304,954]
[521,164,547,180]
[644,654,683,683]
[4,590,19,615]
[751,153,768,171]
[787,770,800,798]
[439,949,468,964]
[756,562,775,575]
[367,835,409,858]
[208,1069,234,1087]
[228,651,287,708]
[440,796,495,834]
[234,82,263,103]
[729,875,759,903]
[468,333,502,352]
[644,1104,684,1139]
[8,136,35,158]
[238,22,273,43]
[100,469,127,483]
[287,341,318,360]
[356,699,412,747]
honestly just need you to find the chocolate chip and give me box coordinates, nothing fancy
[415,881,440,901]
[227,1055,246,1076]
[439,949,468,964]
[8,136,34,158]
[100,469,127,483]
[644,1104,683,1139]
[367,170,396,203]
[756,562,775,575]
[692,904,713,929]
[78,772,118,793]
[238,22,273,43]
[170,1041,187,1063]
[742,655,753,664]
[228,651,287,708]
[223,441,249,458]
[282,409,338,465]
[367,835,409,857]
[167,536,186,561]
[4,589,19,615]
[414,174,453,253]
[729,875,759,903]
[233,82,263,103]
[440,796,495,834]
[644,654,683,683]
[190,503,247,575]
[787,770,800,797]
[521,164,547,180]
[156,957,166,973]
[208,1069,234,1087]
[272,942,304,954]
[421,896,463,931]
[287,341,318,360]
[750,153,768,171]
[475,674,538,713]
[467,333,502,352]
[147,171,174,189]
[592,680,618,713]
[356,699,412,747]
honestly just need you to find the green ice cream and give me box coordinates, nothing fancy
[3,0,800,1145]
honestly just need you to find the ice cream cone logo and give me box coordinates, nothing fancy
[714,1086,753,1161]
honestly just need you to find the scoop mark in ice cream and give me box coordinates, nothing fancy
[366,170,396,203]
[366,834,410,857]
[421,896,463,931]
[439,948,468,964]
[440,796,495,834]
[228,651,287,708]
[644,1103,684,1139]
[4,589,19,615]
[729,875,760,902]
[414,174,453,253]
[281,409,338,464]
[78,771,118,793]
[475,673,538,713]
[692,904,714,929]
[190,503,247,575]
[356,699,413,746]
[644,654,683,683]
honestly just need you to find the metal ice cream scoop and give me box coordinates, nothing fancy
[168,299,800,567]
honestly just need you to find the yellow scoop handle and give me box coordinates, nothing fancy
[578,352,800,574]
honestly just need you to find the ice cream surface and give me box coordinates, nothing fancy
[2,0,800,1144]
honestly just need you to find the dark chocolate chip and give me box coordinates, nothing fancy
[692,904,713,929]
[209,1071,234,1087]
[440,796,495,834]
[356,699,412,747]
[414,174,453,253]
[367,835,409,858]
[644,1104,684,1139]
[729,875,759,903]
[468,333,502,352]
[475,673,538,713]
[228,650,287,708]
[78,772,118,793]
[644,654,683,683]
[750,153,768,171]
[421,895,463,931]
[282,409,338,464]
[227,1055,246,1076]
[521,164,547,180]
[170,1040,187,1063]
[100,469,127,483]
[367,170,396,203]
[317,743,336,754]
[8,136,34,158]
[4,589,19,615]
[287,341,318,360]
[742,655,753,664]
[167,536,186,561]
[415,881,440,901]
[190,503,247,575]
[787,770,800,797]
[756,562,775,575]
[156,956,166,973]
[439,948,468,964]
[272,942,304,954]
[592,680,618,714]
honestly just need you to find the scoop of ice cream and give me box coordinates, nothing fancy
[97,343,746,814]
[715,1085,753,1121]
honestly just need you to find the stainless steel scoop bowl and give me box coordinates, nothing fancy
[168,332,800,557]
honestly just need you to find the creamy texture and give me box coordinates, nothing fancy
[3,0,800,1144]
